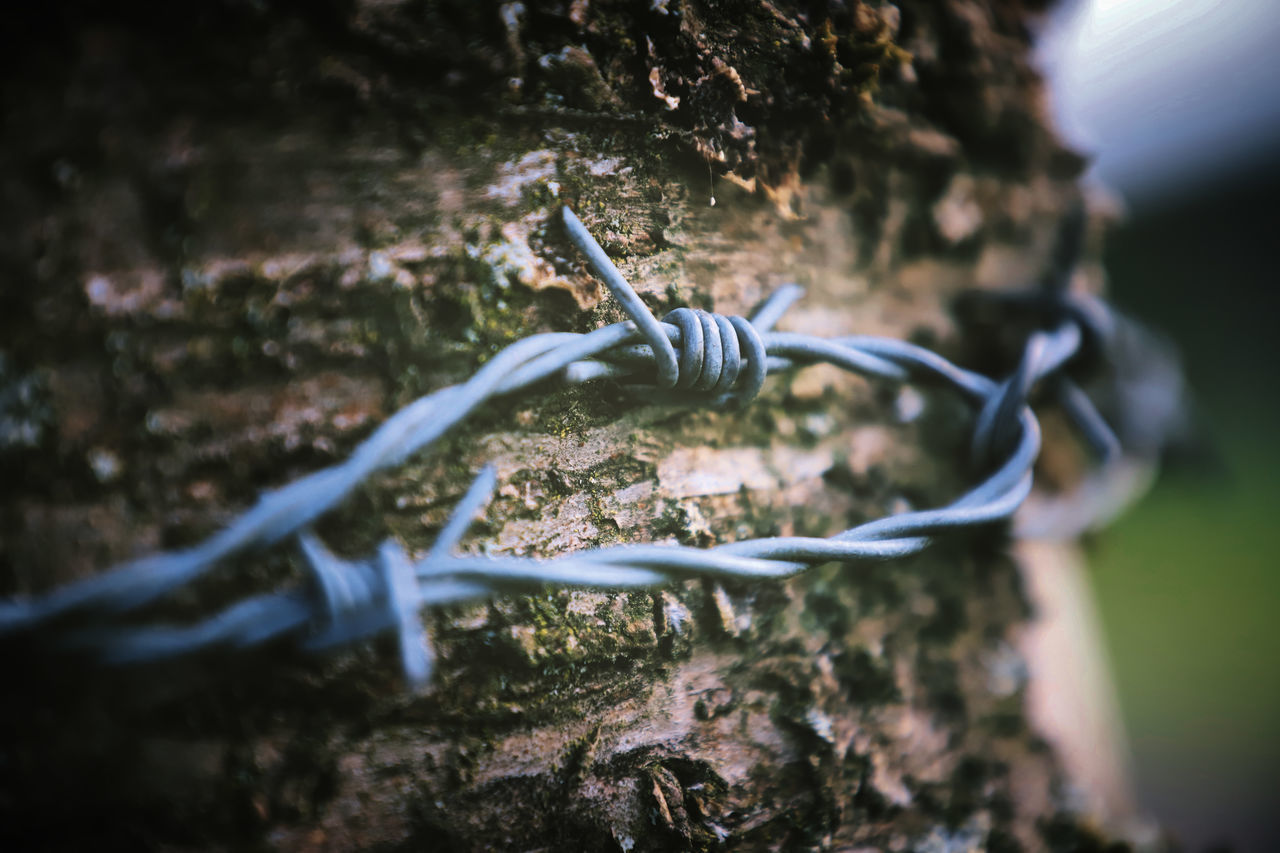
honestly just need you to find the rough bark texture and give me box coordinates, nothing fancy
[1,2,1137,850]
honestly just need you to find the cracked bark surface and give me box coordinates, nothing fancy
[1,2,1148,850]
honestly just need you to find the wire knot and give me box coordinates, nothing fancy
[561,205,786,408]
[299,533,430,688]
[294,465,496,687]
[660,308,768,407]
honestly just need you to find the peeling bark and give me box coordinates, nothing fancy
[1,2,1147,850]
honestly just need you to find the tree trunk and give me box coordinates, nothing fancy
[1,1,1147,850]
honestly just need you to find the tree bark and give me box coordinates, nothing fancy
[1,1,1145,850]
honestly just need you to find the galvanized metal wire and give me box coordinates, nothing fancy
[0,206,1131,689]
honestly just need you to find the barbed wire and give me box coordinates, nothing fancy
[0,205,1134,689]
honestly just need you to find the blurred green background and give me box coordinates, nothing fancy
[1091,170,1280,851]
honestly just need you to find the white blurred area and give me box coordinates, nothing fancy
[1038,0,1280,202]
[1032,4,1280,852]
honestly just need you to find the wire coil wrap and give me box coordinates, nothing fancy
[659,307,767,405]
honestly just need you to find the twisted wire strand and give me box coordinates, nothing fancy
[2,205,1118,690]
